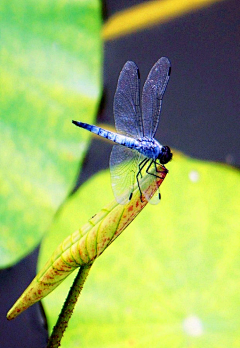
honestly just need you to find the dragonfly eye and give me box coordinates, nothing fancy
[158,146,172,165]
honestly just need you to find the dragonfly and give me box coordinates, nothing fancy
[73,57,172,204]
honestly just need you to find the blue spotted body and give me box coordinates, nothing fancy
[73,57,172,204]
[73,121,164,160]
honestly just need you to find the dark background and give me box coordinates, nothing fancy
[79,0,240,186]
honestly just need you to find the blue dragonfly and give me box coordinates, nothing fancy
[73,57,172,204]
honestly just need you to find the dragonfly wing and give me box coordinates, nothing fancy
[142,57,171,138]
[110,145,140,204]
[114,61,143,138]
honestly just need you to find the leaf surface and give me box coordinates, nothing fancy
[0,0,102,267]
[40,152,240,347]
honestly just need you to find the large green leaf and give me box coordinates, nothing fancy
[0,0,102,267]
[39,152,240,347]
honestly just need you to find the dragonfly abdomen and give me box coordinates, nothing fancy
[72,121,138,148]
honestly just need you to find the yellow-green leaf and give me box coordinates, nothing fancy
[7,165,167,320]
[40,151,240,347]
[0,0,102,267]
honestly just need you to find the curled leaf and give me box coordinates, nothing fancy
[7,164,167,320]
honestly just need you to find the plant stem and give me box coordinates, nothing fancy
[46,263,92,348]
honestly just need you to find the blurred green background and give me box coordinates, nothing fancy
[1,0,240,347]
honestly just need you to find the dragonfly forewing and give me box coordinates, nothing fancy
[114,61,143,138]
[142,57,171,138]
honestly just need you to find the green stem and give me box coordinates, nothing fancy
[46,263,92,348]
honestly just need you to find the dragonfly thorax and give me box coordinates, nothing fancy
[136,137,162,160]
[137,137,172,164]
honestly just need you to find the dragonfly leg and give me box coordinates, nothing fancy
[146,160,163,179]
[136,158,150,201]
[137,157,149,179]
[128,169,136,201]
[146,160,162,200]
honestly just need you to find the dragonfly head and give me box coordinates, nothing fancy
[158,146,172,165]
